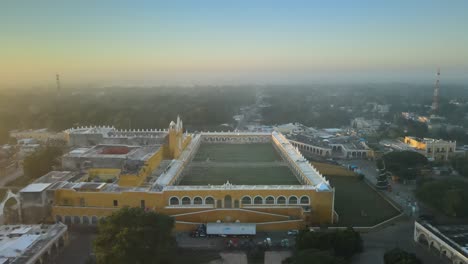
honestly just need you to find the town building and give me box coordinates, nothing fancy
[414,221,468,264]
[6,117,336,232]
[282,126,373,159]
[9,128,66,145]
[0,223,68,264]
[404,136,456,161]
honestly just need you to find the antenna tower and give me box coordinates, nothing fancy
[431,68,440,113]
[56,74,61,93]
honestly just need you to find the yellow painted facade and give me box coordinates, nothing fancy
[51,187,333,230]
[36,119,334,231]
[118,146,166,187]
[88,168,121,181]
[404,136,426,150]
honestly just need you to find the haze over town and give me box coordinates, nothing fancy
[0,1,467,264]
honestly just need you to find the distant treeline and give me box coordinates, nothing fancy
[0,86,255,144]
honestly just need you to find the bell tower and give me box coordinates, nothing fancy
[168,116,183,159]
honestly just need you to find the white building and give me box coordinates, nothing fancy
[0,223,68,264]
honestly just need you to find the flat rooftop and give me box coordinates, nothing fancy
[0,224,67,264]
[179,143,301,186]
[419,221,468,259]
[64,144,161,161]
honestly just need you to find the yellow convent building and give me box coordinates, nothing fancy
[12,117,336,231]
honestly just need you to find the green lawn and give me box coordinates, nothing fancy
[328,176,400,227]
[179,166,300,185]
[193,143,281,162]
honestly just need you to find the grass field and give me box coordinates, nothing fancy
[193,143,281,162]
[179,166,300,185]
[328,175,400,227]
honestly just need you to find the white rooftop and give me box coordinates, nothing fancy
[20,183,52,193]
[272,132,331,190]
[0,234,40,258]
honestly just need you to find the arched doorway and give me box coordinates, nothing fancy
[417,233,429,246]
[224,195,232,208]
[3,197,20,224]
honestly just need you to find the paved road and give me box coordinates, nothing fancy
[353,218,450,264]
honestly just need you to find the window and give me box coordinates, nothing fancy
[140,200,145,209]
[241,196,251,205]
[193,197,203,205]
[277,196,286,204]
[289,196,298,204]
[254,196,263,204]
[79,198,85,207]
[265,196,275,204]
[300,196,310,204]
[182,197,191,205]
[170,197,179,205]
[205,197,214,205]
[113,200,118,207]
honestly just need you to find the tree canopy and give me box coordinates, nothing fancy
[384,248,422,264]
[283,249,346,264]
[295,228,363,260]
[23,146,62,179]
[382,151,428,180]
[94,207,176,264]
[416,179,468,217]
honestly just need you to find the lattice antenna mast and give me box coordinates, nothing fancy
[56,74,61,93]
[431,68,440,112]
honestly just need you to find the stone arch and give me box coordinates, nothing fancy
[193,196,203,205]
[73,216,81,224]
[91,216,98,225]
[429,240,441,252]
[417,233,429,246]
[289,196,298,204]
[254,196,263,205]
[56,215,63,223]
[169,197,180,206]
[50,242,58,258]
[265,196,275,204]
[300,196,310,204]
[440,246,452,260]
[42,251,50,264]
[241,196,252,205]
[181,197,191,205]
[277,196,286,204]
[224,195,232,208]
[0,190,21,224]
[205,196,215,205]
[82,216,90,225]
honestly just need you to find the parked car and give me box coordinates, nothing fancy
[287,229,299,236]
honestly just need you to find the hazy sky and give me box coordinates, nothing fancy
[1,0,468,88]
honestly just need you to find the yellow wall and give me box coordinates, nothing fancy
[404,137,426,150]
[88,168,121,181]
[118,146,165,187]
[51,186,334,229]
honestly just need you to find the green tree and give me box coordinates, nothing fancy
[295,228,362,260]
[384,248,422,264]
[283,249,346,264]
[332,228,363,259]
[416,179,468,217]
[94,207,176,264]
[23,146,62,179]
